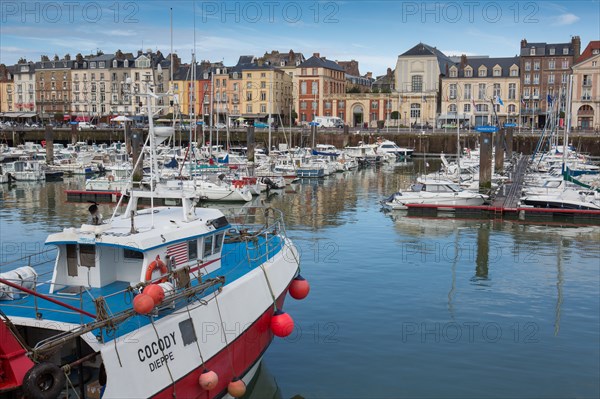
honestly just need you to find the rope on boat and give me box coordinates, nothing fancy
[212,287,237,378]
[150,318,177,398]
[185,302,207,367]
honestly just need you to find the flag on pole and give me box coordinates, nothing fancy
[521,98,526,108]
[422,95,427,103]
[495,95,504,106]
[547,94,553,105]
[471,98,476,111]
[167,241,188,266]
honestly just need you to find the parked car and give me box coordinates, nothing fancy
[78,122,96,130]
[254,122,269,129]
[215,123,227,129]
[97,122,110,129]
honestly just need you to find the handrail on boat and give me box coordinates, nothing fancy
[0,277,97,319]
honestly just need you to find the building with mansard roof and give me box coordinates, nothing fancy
[441,55,520,127]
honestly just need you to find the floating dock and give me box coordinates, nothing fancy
[404,155,600,225]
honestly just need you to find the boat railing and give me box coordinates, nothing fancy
[222,206,288,263]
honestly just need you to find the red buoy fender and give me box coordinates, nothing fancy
[145,256,168,283]
[289,274,310,300]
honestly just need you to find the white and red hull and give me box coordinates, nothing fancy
[99,241,298,398]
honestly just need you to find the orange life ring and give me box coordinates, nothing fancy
[145,256,168,283]
[107,175,115,182]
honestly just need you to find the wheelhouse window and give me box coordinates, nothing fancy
[214,233,224,254]
[79,244,96,268]
[203,235,213,257]
[67,244,78,276]
[189,240,198,260]
[124,249,144,260]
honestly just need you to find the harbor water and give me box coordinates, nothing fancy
[1,162,598,399]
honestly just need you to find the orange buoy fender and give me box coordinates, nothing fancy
[133,293,155,314]
[145,256,168,283]
[227,377,247,398]
[143,284,165,305]
[199,369,218,390]
[289,274,310,300]
[270,310,294,337]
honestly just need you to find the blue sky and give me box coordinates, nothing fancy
[1,1,598,75]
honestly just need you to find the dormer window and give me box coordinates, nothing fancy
[549,48,555,55]
[99,61,105,68]
[113,60,118,67]
[563,48,569,55]
[90,62,96,69]
[478,67,487,77]
[493,68,501,77]
[464,68,472,77]
[593,49,599,55]
[530,48,536,56]
[449,67,457,78]
[124,60,129,67]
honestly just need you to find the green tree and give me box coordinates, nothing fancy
[391,111,400,120]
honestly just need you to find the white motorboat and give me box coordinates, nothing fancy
[383,178,489,210]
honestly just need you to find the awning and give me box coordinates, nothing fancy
[19,112,38,118]
[1,112,31,118]
[75,116,90,122]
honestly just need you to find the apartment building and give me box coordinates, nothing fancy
[12,61,36,114]
[35,58,73,120]
[238,62,293,125]
[442,56,521,127]
[519,37,581,127]
[571,41,600,131]
[0,65,14,113]
[296,53,346,125]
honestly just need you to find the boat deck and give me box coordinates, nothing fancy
[0,235,285,339]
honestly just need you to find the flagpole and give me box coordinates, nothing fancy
[397,90,400,133]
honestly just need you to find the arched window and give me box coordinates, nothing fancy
[410,103,421,118]
[508,104,516,113]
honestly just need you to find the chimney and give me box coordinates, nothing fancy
[387,67,393,77]
[313,52,320,58]
[572,36,581,59]
[460,54,468,68]
[366,72,372,80]
[137,50,143,56]
[520,39,528,48]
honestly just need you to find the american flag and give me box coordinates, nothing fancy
[167,242,188,266]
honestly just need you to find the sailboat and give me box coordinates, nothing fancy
[0,84,308,399]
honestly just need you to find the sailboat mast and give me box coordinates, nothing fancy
[268,69,273,153]
[563,74,573,171]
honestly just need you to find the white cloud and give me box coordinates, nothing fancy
[554,13,580,25]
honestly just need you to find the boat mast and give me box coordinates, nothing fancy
[563,74,573,173]
[268,68,273,153]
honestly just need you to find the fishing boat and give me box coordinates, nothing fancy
[0,87,309,399]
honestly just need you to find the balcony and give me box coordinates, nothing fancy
[581,96,592,102]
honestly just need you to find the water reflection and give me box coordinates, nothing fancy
[244,362,282,399]
[474,225,490,282]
